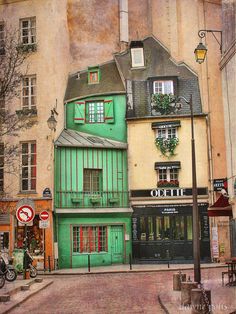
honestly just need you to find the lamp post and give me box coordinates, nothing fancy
[177,95,201,284]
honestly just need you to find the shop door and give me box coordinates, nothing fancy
[111,225,124,264]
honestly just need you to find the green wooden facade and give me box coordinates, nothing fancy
[54,62,131,268]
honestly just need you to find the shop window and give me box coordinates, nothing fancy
[21,142,36,192]
[163,216,170,239]
[156,217,162,240]
[140,216,146,241]
[0,143,4,192]
[173,216,185,240]
[15,215,43,255]
[148,217,154,240]
[0,232,9,251]
[187,216,193,240]
[73,226,107,253]
[83,169,102,193]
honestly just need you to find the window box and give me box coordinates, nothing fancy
[16,108,37,116]
[157,180,179,188]
[17,43,37,53]
[90,197,101,204]
[109,197,119,204]
[71,197,82,203]
[151,93,176,115]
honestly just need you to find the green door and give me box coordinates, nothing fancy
[111,225,124,264]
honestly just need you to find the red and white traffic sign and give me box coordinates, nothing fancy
[39,210,49,221]
[16,205,35,224]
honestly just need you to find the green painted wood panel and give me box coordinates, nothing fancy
[66,95,127,142]
[57,215,131,268]
[55,147,128,208]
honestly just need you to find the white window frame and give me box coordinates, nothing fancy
[153,80,174,94]
[156,127,177,139]
[131,47,144,68]
[158,168,179,182]
[22,75,37,109]
[21,142,36,192]
[20,17,36,45]
[86,102,104,123]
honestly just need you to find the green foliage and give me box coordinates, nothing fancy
[155,136,179,157]
[151,93,176,115]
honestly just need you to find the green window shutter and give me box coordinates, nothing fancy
[74,101,85,124]
[104,99,114,124]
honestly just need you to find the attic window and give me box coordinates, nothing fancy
[88,66,100,84]
[130,41,144,68]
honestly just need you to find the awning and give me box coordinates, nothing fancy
[155,161,181,170]
[208,194,233,217]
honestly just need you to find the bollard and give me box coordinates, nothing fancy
[129,253,132,270]
[173,273,186,291]
[191,288,211,314]
[88,254,90,272]
[48,256,51,272]
[181,281,198,305]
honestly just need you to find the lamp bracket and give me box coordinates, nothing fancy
[198,29,222,53]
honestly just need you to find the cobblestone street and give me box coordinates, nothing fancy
[4,267,235,314]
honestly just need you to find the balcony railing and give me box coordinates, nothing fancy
[55,191,129,208]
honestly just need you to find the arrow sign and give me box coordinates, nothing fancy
[39,210,49,221]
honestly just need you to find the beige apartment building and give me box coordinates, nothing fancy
[0,0,231,265]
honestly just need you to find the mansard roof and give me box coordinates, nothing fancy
[64,60,125,102]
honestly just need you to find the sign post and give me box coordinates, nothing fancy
[39,210,49,271]
[16,204,35,279]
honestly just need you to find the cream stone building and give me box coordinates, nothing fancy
[0,0,230,265]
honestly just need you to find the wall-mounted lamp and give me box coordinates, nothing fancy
[47,100,58,131]
[194,29,222,64]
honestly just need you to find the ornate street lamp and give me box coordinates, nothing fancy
[47,100,58,131]
[194,29,222,64]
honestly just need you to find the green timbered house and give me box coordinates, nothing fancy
[54,61,132,268]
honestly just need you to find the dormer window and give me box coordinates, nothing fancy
[130,41,144,68]
[153,80,173,94]
[88,66,100,84]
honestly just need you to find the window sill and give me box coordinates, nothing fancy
[16,108,37,116]
[17,43,37,53]
[17,191,38,196]
[131,66,146,71]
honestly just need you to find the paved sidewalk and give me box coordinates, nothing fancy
[0,277,53,314]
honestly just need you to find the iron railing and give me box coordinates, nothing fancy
[55,191,129,208]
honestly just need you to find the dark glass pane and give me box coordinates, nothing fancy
[22,143,28,154]
[173,216,185,240]
[22,155,28,166]
[22,180,28,191]
[156,217,162,240]
[163,216,170,239]
[148,217,154,240]
[22,167,28,178]
[187,216,193,240]
[140,217,146,241]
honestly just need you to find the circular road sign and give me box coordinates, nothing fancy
[39,210,49,221]
[16,205,35,224]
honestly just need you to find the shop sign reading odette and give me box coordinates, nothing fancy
[16,205,35,224]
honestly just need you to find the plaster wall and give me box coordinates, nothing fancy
[0,0,70,198]
[127,117,209,190]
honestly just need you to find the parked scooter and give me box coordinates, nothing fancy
[0,273,5,289]
[23,249,37,278]
[0,252,17,282]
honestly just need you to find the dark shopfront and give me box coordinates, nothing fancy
[132,203,210,262]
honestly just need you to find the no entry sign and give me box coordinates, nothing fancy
[16,205,35,224]
[39,210,49,221]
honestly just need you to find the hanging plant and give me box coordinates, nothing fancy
[155,137,179,157]
[151,93,176,115]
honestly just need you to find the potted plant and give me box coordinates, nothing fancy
[151,93,176,115]
[155,137,179,157]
